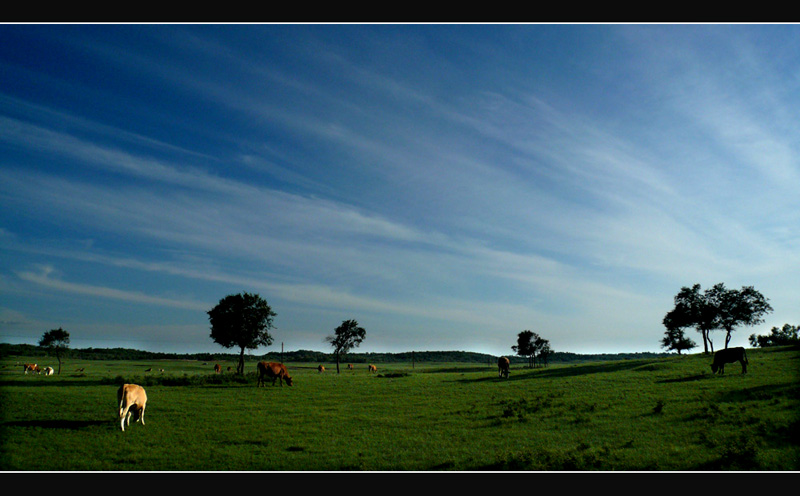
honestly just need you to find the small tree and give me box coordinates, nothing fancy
[537,338,553,368]
[749,323,799,348]
[326,319,366,374]
[512,330,536,368]
[512,330,551,368]
[38,327,70,375]
[208,292,276,375]
[661,326,697,355]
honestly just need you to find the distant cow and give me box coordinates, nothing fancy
[43,366,54,376]
[257,361,293,387]
[498,357,510,379]
[368,364,377,373]
[347,364,353,370]
[76,367,85,372]
[711,347,748,375]
[23,363,38,374]
[318,365,326,373]
[214,364,222,374]
[144,368,152,373]
[117,384,147,432]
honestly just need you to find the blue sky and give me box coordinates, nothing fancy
[1,24,798,357]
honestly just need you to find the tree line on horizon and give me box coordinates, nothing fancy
[0,341,672,365]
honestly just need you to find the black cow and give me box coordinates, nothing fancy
[711,347,748,375]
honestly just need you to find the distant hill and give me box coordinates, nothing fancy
[0,342,671,364]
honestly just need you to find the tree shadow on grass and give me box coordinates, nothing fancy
[453,359,670,383]
[2,419,109,430]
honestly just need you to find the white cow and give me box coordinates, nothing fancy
[117,384,147,432]
[43,366,54,376]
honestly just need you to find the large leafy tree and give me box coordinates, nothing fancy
[662,284,718,353]
[39,327,70,375]
[208,292,276,375]
[326,319,366,374]
[664,283,772,352]
[708,283,772,349]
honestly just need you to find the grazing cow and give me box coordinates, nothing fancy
[43,366,54,376]
[23,363,38,374]
[368,364,377,373]
[214,364,222,374]
[318,365,326,373]
[347,364,353,370]
[257,361,293,387]
[498,357,510,379]
[117,384,147,432]
[711,347,748,375]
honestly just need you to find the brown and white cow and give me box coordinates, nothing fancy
[117,384,147,432]
[318,365,326,373]
[214,363,222,374]
[23,363,42,374]
[257,361,293,387]
[368,364,377,373]
[498,356,510,379]
[43,366,54,376]
[347,364,354,370]
[711,347,748,375]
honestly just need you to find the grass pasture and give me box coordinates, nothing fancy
[1,347,798,471]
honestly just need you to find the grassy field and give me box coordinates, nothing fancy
[1,347,798,471]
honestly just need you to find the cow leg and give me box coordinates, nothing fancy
[120,406,130,431]
[741,360,747,374]
[139,405,145,425]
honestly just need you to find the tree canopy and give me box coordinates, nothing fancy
[663,283,772,352]
[512,330,552,368]
[38,327,70,374]
[208,292,276,375]
[326,319,366,373]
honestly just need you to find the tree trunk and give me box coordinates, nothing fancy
[335,352,340,374]
[238,347,245,375]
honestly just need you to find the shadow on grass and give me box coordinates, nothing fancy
[453,359,671,383]
[2,419,109,430]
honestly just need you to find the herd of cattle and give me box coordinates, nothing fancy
[18,347,751,432]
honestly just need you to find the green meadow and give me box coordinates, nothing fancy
[1,346,798,471]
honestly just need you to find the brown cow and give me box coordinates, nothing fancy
[23,363,38,374]
[347,364,353,370]
[498,357,510,379]
[318,365,326,373]
[368,364,377,373]
[214,364,222,374]
[257,361,293,387]
[117,384,147,432]
[711,347,748,375]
